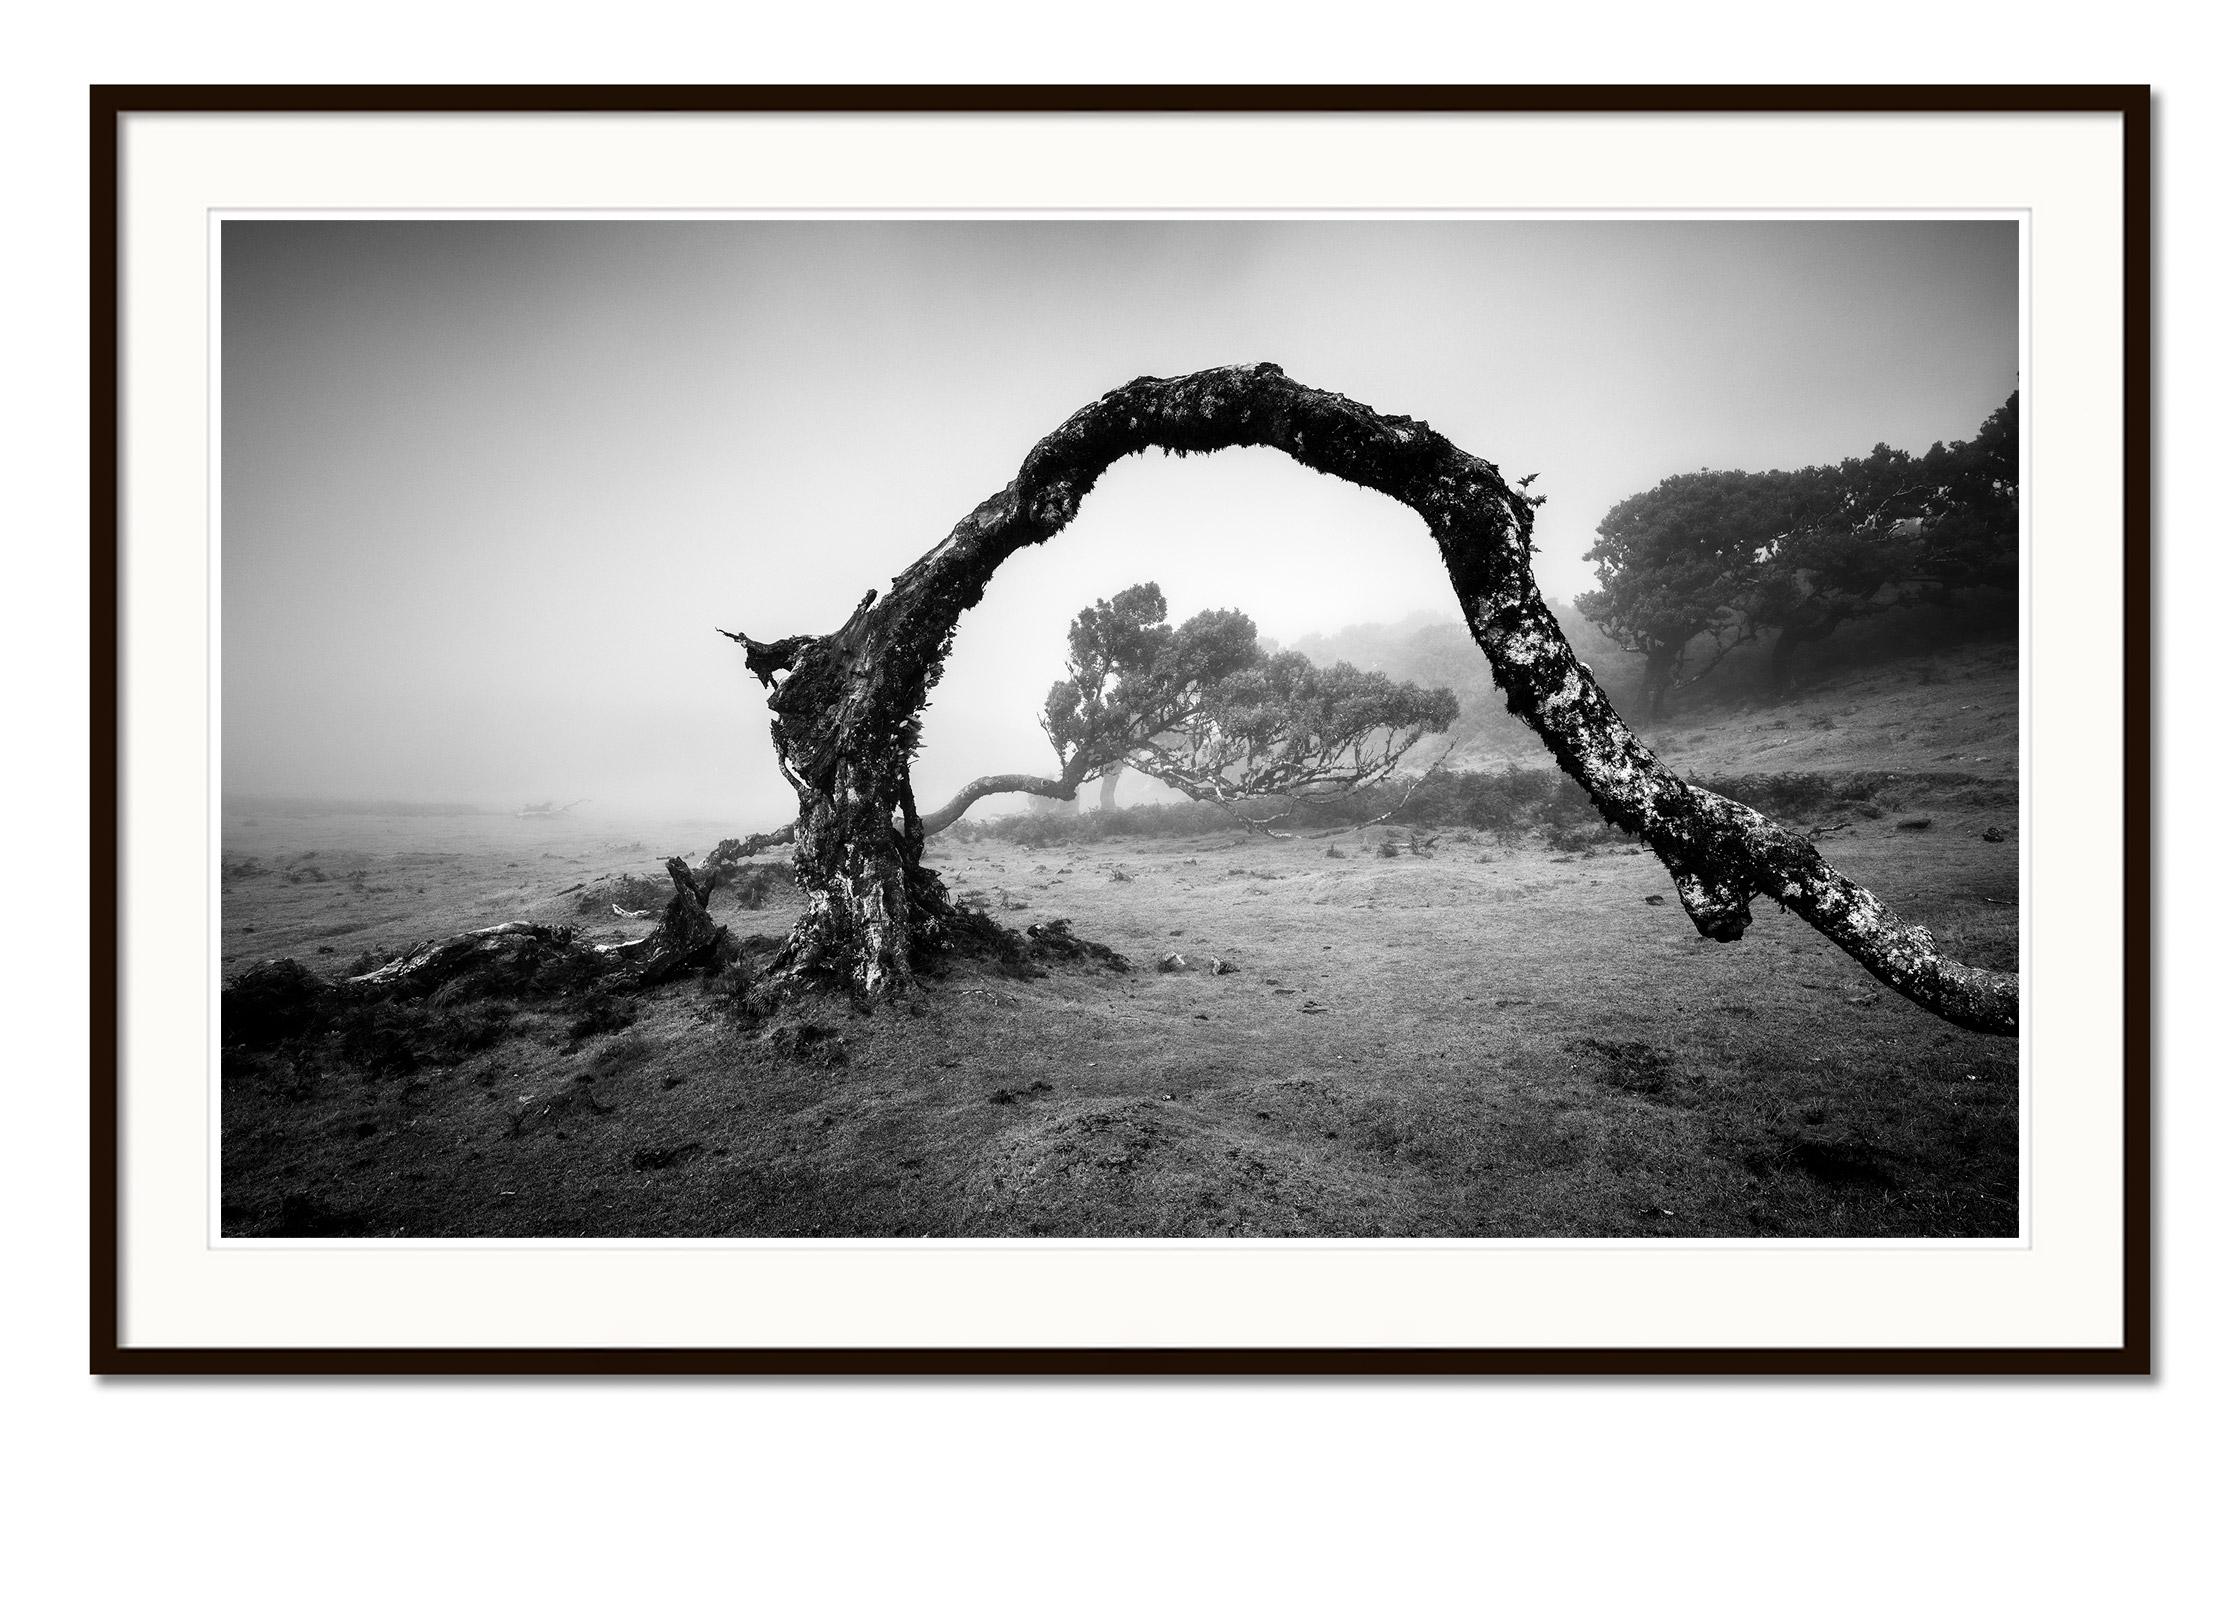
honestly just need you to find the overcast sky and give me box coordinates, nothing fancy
[221,218,2018,826]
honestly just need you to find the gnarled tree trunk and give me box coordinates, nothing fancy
[725,364,2017,1034]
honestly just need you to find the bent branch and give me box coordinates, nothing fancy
[918,772,1084,835]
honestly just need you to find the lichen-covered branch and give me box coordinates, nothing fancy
[725,364,2017,1034]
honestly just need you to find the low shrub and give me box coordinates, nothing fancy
[1545,820,1623,854]
[706,940,787,1026]
[221,959,327,1048]
[565,991,639,1042]
[1704,771,1885,822]
[951,763,1594,846]
[221,927,636,1080]
[923,907,1131,981]
[334,997,519,1075]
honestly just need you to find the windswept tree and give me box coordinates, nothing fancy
[1130,650,1460,831]
[708,579,1440,863]
[923,582,1455,834]
[704,583,1257,878]
[916,582,1260,831]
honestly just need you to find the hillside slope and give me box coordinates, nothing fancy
[1287,607,2017,784]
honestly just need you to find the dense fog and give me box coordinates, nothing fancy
[221,218,2018,829]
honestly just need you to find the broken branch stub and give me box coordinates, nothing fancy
[726,363,2017,1034]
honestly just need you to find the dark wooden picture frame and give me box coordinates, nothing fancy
[92,84,2151,1375]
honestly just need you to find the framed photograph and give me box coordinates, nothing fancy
[95,86,2149,1374]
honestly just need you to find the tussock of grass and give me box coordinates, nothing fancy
[565,992,639,1042]
[926,906,1131,980]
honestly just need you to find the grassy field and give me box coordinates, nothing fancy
[220,651,2021,1240]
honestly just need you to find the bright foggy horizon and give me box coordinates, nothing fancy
[221,217,2019,831]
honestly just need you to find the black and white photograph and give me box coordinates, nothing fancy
[37,54,2209,1600]
[215,214,2026,1241]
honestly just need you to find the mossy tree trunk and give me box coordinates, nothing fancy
[725,364,2017,1033]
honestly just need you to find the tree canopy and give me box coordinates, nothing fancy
[1038,582,1262,793]
[1130,648,1460,829]
[1577,392,2019,715]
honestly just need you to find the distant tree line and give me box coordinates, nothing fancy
[1577,393,2018,719]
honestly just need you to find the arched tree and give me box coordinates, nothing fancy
[722,364,2016,1034]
